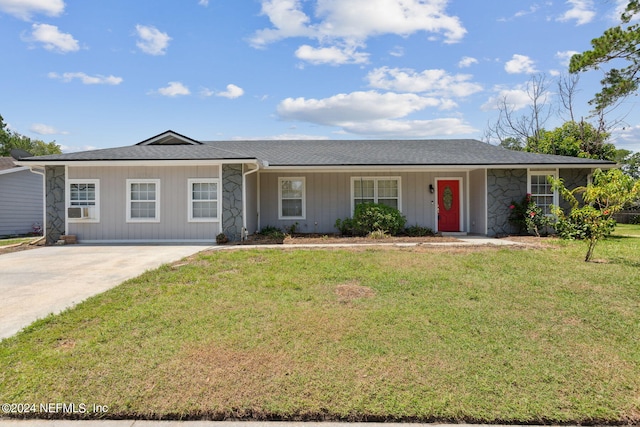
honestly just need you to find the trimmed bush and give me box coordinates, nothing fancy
[405,224,435,237]
[334,217,359,236]
[353,203,406,235]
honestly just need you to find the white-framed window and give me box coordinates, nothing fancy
[188,178,219,222]
[126,179,160,223]
[67,179,100,222]
[278,177,306,219]
[528,170,558,215]
[351,177,401,213]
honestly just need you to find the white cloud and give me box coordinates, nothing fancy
[277,91,441,125]
[217,84,244,99]
[556,50,579,67]
[29,123,67,135]
[198,0,209,5]
[341,118,477,137]
[613,125,640,152]
[199,87,215,97]
[60,144,97,153]
[251,0,314,47]
[458,56,478,68]
[504,54,537,74]
[135,24,171,55]
[48,71,123,85]
[481,84,551,112]
[28,23,79,53]
[295,44,369,65]
[275,90,476,137]
[557,0,595,25]
[389,46,404,57]
[256,0,468,44]
[366,67,483,98]
[0,0,64,20]
[250,0,467,65]
[156,81,190,97]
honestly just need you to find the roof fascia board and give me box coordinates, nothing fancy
[16,159,258,167]
[0,166,29,176]
[260,163,617,172]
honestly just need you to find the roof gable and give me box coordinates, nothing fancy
[136,130,202,146]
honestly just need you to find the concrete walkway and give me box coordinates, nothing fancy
[0,244,212,340]
[0,421,546,427]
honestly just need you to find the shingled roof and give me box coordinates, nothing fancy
[19,138,616,167]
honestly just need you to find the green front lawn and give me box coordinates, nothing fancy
[613,223,640,236]
[1,234,639,423]
[0,237,37,247]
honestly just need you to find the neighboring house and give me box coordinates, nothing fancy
[17,130,616,244]
[0,157,44,237]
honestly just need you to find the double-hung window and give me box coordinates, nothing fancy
[351,177,401,213]
[188,179,219,222]
[126,179,160,222]
[278,177,306,219]
[68,179,99,222]
[528,170,558,215]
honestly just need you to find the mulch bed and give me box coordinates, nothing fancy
[236,233,461,245]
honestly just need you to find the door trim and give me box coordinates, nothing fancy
[434,177,463,233]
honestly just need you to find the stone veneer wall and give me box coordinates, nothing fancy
[45,165,65,244]
[486,169,527,237]
[222,164,243,241]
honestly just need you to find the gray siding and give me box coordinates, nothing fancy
[68,166,220,241]
[0,169,43,236]
[468,169,486,234]
[258,171,467,234]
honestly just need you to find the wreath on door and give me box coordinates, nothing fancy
[442,186,453,211]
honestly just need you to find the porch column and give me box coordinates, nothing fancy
[222,164,243,241]
[45,165,65,244]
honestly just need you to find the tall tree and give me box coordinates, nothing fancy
[485,74,552,148]
[0,114,62,157]
[526,121,616,160]
[569,1,640,113]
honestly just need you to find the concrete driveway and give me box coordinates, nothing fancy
[0,244,212,340]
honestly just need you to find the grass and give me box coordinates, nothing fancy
[0,236,37,247]
[614,223,640,236]
[0,230,639,423]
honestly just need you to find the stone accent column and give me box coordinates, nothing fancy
[222,164,243,241]
[45,166,66,244]
[486,169,527,237]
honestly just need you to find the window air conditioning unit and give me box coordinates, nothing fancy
[67,207,92,219]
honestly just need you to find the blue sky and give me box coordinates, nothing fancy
[1,0,640,153]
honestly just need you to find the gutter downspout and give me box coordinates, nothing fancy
[242,162,261,240]
[27,166,46,242]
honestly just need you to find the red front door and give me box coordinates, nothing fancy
[437,180,460,232]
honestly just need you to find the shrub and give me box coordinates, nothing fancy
[215,233,229,244]
[334,217,359,236]
[405,224,435,237]
[285,222,299,235]
[553,205,616,240]
[550,169,640,262]
[259,225,285,239]
[630,215,640,225]
[367,229,391,239]
[353,203,406,235]
[508,194,552,237]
